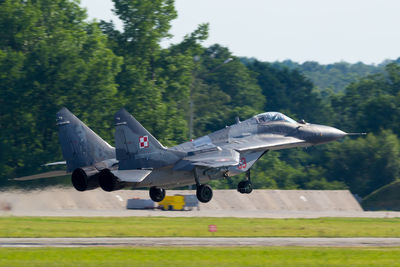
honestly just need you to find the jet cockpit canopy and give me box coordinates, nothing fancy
[255,112,297,124]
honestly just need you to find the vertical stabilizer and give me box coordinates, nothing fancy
[115,108,179,169]
[56,108,115,172]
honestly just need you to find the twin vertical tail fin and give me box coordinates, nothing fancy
[57,107,177,172]
[114,108,178,170]
[56,108,115,172]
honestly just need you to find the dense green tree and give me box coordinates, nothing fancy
[191,45,265,136]
[320,131,400,197]
[331,63,400,134]
[273,59,384,93]
[101,0,198,145]
[246,60,329,124]
[0,0,122,180]
[1,0,400,198]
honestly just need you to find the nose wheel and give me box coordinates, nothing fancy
[237,170,253,194]
[194,168,213,203]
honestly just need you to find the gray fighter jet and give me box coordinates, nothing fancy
[16,107,363,203]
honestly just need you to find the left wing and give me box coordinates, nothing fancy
[174,148,240,170]
[227,134,307,152]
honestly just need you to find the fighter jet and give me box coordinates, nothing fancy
[16,107,363,203]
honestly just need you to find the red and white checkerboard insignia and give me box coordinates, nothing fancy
[237,157,247,169]
[139,135,149,149]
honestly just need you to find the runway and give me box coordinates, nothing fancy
[1,237,400,247]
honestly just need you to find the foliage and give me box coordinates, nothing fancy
[246,60,330,124]
[0,0,122,180]
[320,131,400,197]
[192,45,265,136]
[271,59,387,93]
[362,180,400,211]
[331,63,400,134]
[0,0,400,197]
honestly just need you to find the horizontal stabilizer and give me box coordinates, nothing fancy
[12,171,68,181]
[111,169,152,183]
[42,161,67,166]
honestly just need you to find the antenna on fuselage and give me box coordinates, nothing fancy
[235,116,241,124]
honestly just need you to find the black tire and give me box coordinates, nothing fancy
[196,184,213,203]
[237,181,246,192]
[149,186,166,202]
[245,182,253,194]
[237,180,253,194]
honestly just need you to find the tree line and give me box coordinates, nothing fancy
[1,0,399,199]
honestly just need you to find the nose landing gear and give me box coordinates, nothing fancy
[237,170,253,194]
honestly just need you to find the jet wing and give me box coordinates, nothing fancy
[12,170,69,181]
[228,134,307,152]
[111,169,152,183]
[174,148,240,170]
[11,160,68,181]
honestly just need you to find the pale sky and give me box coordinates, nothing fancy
[80,0,400,64]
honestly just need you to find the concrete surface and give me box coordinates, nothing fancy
[1,237,400,247]
[1,187,399,218]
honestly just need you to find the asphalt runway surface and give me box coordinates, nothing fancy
[1,237,400,247]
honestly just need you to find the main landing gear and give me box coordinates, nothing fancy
[237,170,253,194]
[194,168,213,203]
[149,186,166,202]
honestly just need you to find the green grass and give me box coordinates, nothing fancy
[1,217,400,237]
[1,247,400,267]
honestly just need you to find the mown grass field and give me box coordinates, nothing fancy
[1,247,400,267]
[0,217,399,237]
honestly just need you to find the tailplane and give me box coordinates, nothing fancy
[57,108,115,172]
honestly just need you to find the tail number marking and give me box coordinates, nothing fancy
[139,136,149,149]
[237,157,247,169]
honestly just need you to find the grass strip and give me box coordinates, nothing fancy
[1,247,400,267]
[0,217,399,237]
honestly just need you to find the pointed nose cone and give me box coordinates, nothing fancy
[321,126,347,142]
[305,125,347,144]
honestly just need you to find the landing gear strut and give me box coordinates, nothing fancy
[149,186,165,202]
[237,170,253,194]
[194,168,213,203]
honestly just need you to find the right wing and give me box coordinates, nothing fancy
[12,160,68,181]
[111,169,152,183]
[13,168,151,184]
[12,170,68,181]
